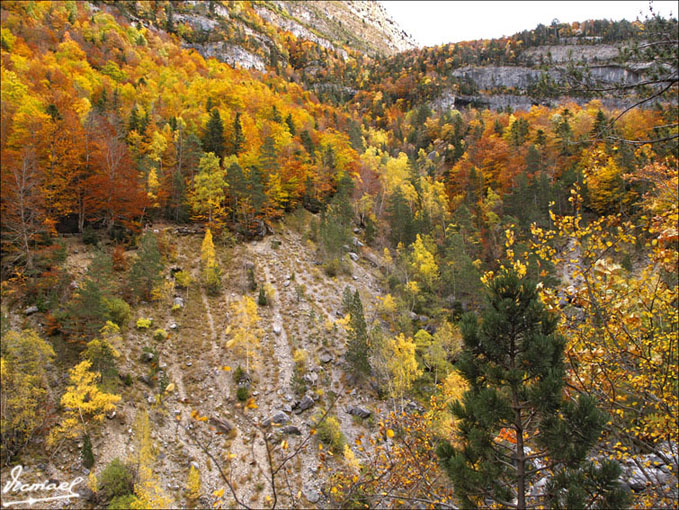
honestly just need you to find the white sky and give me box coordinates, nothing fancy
[380,1,677,46]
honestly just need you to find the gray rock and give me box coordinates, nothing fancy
[283,404,293,414]
[106,411,116,420]
[173,296,185,308]
[347,406,371,419]
[142,352,155,363]
[284,280,291,288]
[77,488,95,502]
[282,425,302,435]
[348,252,359,262]
[627,472,647,492]
[169,323,178,330]
[147,396,156,404]
[352,237,365,248]
[24,306,39,316]
[319,353,333,364]
[273,324,282,336]
[190,461,200,470]
[295,395,315,413]
[302,372,318,386]
[267,411,289,425]
[138,375,152,386]
[303,487,321,504]
[405,401,425,414]
[186,361,192,367]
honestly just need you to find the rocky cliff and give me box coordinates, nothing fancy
[118,0,416,72]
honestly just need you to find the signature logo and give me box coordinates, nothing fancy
[2,465,84,507]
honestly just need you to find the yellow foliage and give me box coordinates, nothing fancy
[387,334,422,405]
[343,444,361,474]
[410,234,438,289]
[49,360,121,445]
[1,330,55,458]
[186,465,201,502]
[226,296,262,372]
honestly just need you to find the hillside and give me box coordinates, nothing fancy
[0,2,677,510]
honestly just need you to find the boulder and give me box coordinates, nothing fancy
[347,406,371,419]
[262,411,290,427]
[303,487,321,504]
[295,395,315,414]
[319,353,333,364]
[626,471,647,492]
[173,297,185,308]
[24,306,39,316]
[142,352,155,363]
[282,425,302,435]
[348,252,359,262]
[77,488,96,502]
[352,237,365,248]
[273,324,282,336]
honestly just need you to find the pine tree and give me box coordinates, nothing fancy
[203,108,225,160]
[346,291,370,379]
[129,232,164,301]
[285,113,296,135]
[231,112,245,156]
[128,105,141,133]
[437,269,629,509]
[386,187,416,247]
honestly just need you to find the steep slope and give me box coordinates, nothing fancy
[112,0,415,73]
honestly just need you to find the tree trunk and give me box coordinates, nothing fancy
[513,388,526,510]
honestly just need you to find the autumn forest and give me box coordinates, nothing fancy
[0,1,677,509]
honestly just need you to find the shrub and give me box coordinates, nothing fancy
[108,494,137,509]
[247,267,257,291]
[323,258,340,277]
[258,286,267,306]
[236,385,249,402]
[99,458,133,500]
[136,317,152,329]
[153,328,168,341]
[174,270,191,289]
[83,226,100,246]
[317,415,345,453]
[104,298,131,328]
[233,365,246,384]
[263,283,275,304]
